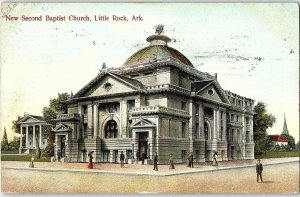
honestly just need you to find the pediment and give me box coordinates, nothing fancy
[195,81,230,104]
[74,71,144,98]
[53,123,71,132]
[131,118,156,128]
[18,115,43,124]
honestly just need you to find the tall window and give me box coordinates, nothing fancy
[195,123,199,138]
[105,120,118,138]
[181,101,187,111]
[83,105,87,114]
[182,122,186,138]
[220,126,223,139]
[237,129,240,141]
[204,122,209,140]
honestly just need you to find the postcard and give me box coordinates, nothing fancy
[1,2,299,194]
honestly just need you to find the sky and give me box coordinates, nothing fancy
[0,3,299,141]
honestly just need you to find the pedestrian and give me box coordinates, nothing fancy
[120,151,125,168]
[188,152,194,168]
[212,151,218,166]
[169,153,175,169]
[29,154,34,168]
[256,159,263,183]
[87,151,94,169]
[153,152,158,171]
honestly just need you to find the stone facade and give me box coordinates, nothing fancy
[53,30,255,164]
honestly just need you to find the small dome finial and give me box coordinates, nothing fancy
[102,62,107,69]
[155,24,164,35]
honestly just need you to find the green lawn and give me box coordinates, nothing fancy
[1,154,50,162]
[255,151,300,159]
[1,150,19,154]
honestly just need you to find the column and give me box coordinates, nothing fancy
[25,126,29,148]
[199,103,204,139]
[33,125,36,148]
[213,108,218,140]
[87,104,94,138]
[20,127,23,148]
[93,104,99,138]
[188,100,194,153]
[223,111,227,140]
[217,109,221,140]
[39,124,42,148]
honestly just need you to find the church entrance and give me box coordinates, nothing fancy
[137,132,148,161]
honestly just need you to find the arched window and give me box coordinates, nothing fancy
[105,120,118,138]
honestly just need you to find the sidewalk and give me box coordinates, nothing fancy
[1,157,298,177]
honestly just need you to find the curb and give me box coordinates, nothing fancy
[2,160,298,177]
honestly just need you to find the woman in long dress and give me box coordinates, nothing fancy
[212,151,218,166]
[88,151,94,169]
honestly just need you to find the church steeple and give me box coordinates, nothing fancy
[282,114,289,135]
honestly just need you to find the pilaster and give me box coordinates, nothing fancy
[93,103,99,138]
[87,104,94,138]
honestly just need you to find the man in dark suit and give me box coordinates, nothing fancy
[188,152,194,168]
[153,152,158,171]
[256,159,263,182]
[120,151,125,168]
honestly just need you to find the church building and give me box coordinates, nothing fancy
[52,27,255,164]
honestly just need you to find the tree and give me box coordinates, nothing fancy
[42,93,70,123]
[8,136,20,150]
[1,127,9,150]
[11,115,22,134]
[42,126,55,157]
[253,102,276,155]
[42,92,70,157]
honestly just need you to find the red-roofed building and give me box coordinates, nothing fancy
[268,135,289,146]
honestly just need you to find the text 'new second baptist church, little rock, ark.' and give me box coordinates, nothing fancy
[19,26,255,164]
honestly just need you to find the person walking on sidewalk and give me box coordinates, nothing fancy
[87,151,94,169]
[169,153,175,169]
[212,151,218,166]
[29,154,34,168]
[188,152,194,168]
[120,151,125,168]
[256,159,263,182]
[153,152,158,171]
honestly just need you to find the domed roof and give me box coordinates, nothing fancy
[122,28,194,67]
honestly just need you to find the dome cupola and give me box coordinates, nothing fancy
[122,25,194,67]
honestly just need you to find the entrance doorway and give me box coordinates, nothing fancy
[137,132,148,161]
[113,150,118,163]
[60,135,66,158]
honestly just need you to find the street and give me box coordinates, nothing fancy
[1,161,299,194]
